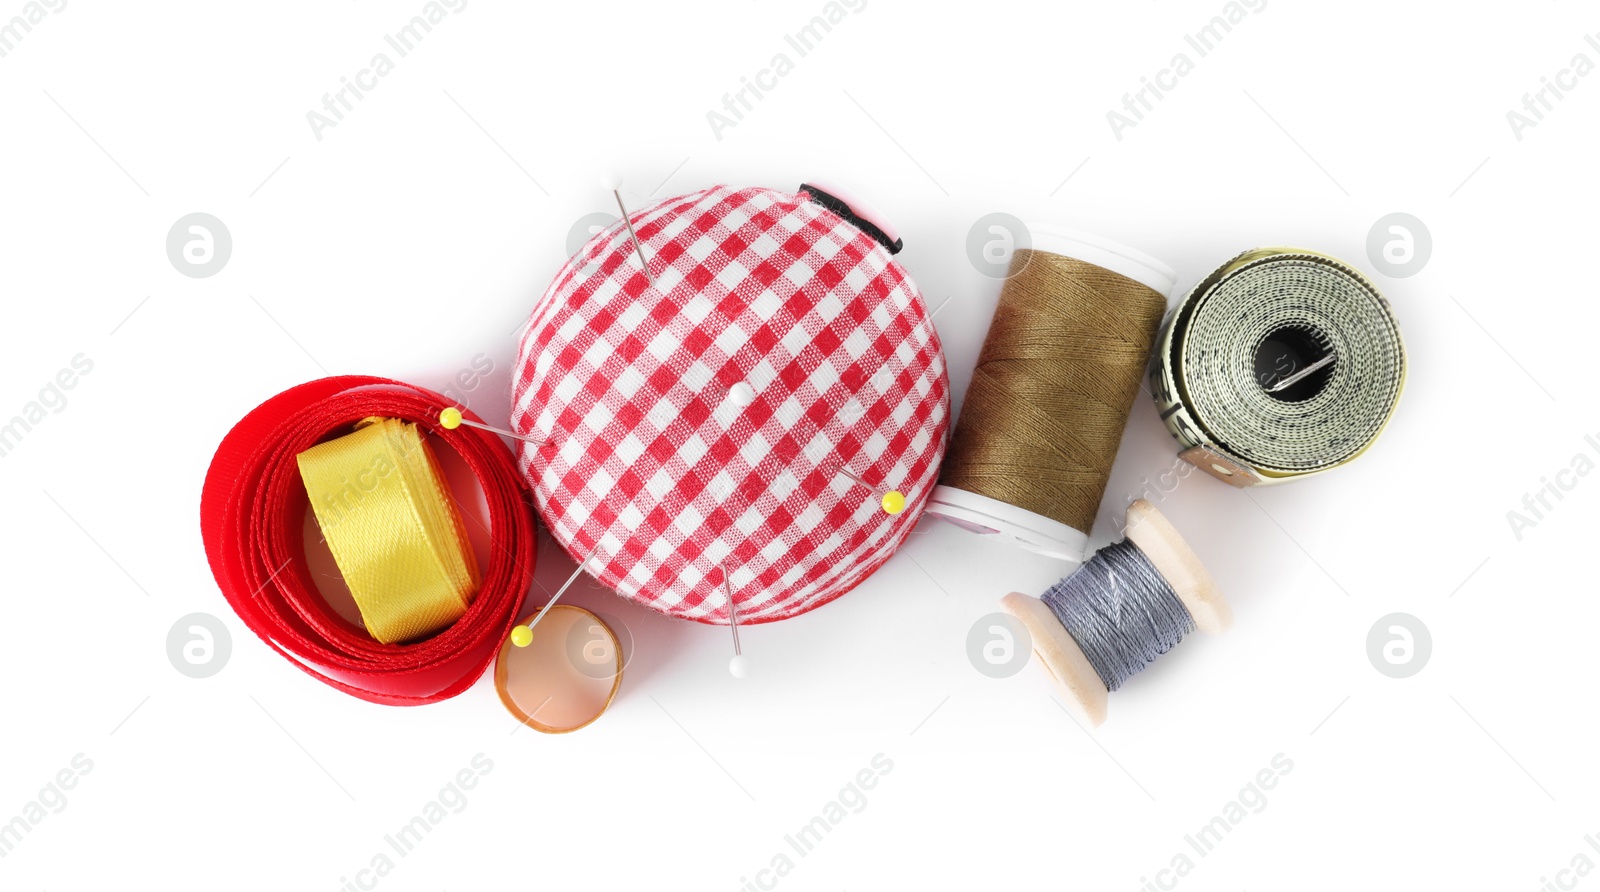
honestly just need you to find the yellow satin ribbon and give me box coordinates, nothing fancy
[297,417,480,644]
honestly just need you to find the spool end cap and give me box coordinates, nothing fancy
[925,485,1087,561]
[1123,499,1231,633]
[1001,591,1108,727]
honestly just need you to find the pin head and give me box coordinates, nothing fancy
[728,382,755,407]
[728,654,748,678]
[510,625,533,648]
[882,490,907,515]
[599,172,622,192]
[439,407,463,430]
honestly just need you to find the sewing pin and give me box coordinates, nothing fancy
[438,406,552,449]
[600,173,654,285]
[511,550,600,647]
[836,467,907,515]
[724,563,747,678]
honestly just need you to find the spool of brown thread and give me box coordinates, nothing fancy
[928,231,1176,560]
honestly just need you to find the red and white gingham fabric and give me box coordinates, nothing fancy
[512,185,949,624]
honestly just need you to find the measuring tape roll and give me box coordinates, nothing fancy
[1149,248,1406,486]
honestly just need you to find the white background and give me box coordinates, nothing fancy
[2,1,1597,889]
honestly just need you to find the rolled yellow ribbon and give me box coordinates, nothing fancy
[296,417,480,644]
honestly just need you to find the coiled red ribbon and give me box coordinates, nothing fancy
[200,376,535,705]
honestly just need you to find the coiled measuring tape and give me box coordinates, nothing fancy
[1148,248,1406,487]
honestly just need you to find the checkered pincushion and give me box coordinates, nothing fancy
[511,185,949,623]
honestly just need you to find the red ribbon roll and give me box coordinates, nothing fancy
[200,376,536,705]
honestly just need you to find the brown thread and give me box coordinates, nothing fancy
[940,249,1167,535]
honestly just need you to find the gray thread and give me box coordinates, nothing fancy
[1041,540,1194,691]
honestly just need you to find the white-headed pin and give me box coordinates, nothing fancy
[724,563,747,679]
